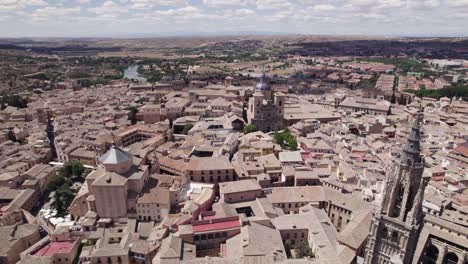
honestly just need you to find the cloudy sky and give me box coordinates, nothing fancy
[0,0,467,37]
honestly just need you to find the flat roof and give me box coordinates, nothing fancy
[34,240,77,257]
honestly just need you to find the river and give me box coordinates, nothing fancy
[123,65,147,82]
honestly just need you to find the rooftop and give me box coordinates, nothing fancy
[33,240,78,257]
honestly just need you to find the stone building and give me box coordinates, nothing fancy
[413,213,467,264]
[84,143,149,220]
[364,110,431,264]
[0,223,41,264]
[247,75,286,132]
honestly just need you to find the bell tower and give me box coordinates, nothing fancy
[365,110,430,264]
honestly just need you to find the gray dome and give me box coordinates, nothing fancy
[256,82,271,91]
[256,75,271,91]
[99,143,131,165]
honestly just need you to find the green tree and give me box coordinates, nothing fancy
[286,136,298,150]
[296,240,315,259]
[0,94,29,108]
[48,174,71,192]
[71,161,85,179]
[182,124,193,135]
[51,190,64,215]
[125,106,139,125]
[244,124,257,134]
[51,183,76,216]
[60,163,73,177]
[274,131,284,145]
[274,129,298,150]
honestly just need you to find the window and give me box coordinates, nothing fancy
[391,231,399,243]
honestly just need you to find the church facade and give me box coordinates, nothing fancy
[247,75,286,133]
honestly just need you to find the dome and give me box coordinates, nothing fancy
[255,74,271,91]
[256,82,271,91]
[99,143,131,165]
[99,143,133,174]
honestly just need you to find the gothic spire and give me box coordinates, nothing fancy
[400,109,423,165]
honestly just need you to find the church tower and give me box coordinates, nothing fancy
[247,74,285,132]
[365,110,430,264]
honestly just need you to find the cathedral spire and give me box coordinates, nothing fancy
[364,108,428,264]
[400,109,423,165]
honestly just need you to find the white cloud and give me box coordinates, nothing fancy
[231,8,255,16]
[313,4,336,11]
[88,1,128,15]
[129,0,187,9]
[0,0,466,37]
[0,0,47,8]
[378,0,406,8]
[31,6,81,21]
[263,9,293,21]
[256,0,293,10]
[155,5,207,22]
[203,0,250,8]
[407,0,440,9]
[446,0,468,6]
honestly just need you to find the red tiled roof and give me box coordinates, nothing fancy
[34,240,77,257]
[192,220,240,232]
[454,143,468,157]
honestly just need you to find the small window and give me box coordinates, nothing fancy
[391,231,399,243]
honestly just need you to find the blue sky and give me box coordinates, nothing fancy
[0,0,467,37]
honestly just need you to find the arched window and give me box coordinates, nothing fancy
[442,252,458,264]
[381,227,388,239]
[391,231,399,243]
[424,244,439,264]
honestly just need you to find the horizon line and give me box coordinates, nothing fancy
[1,32,468,40]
